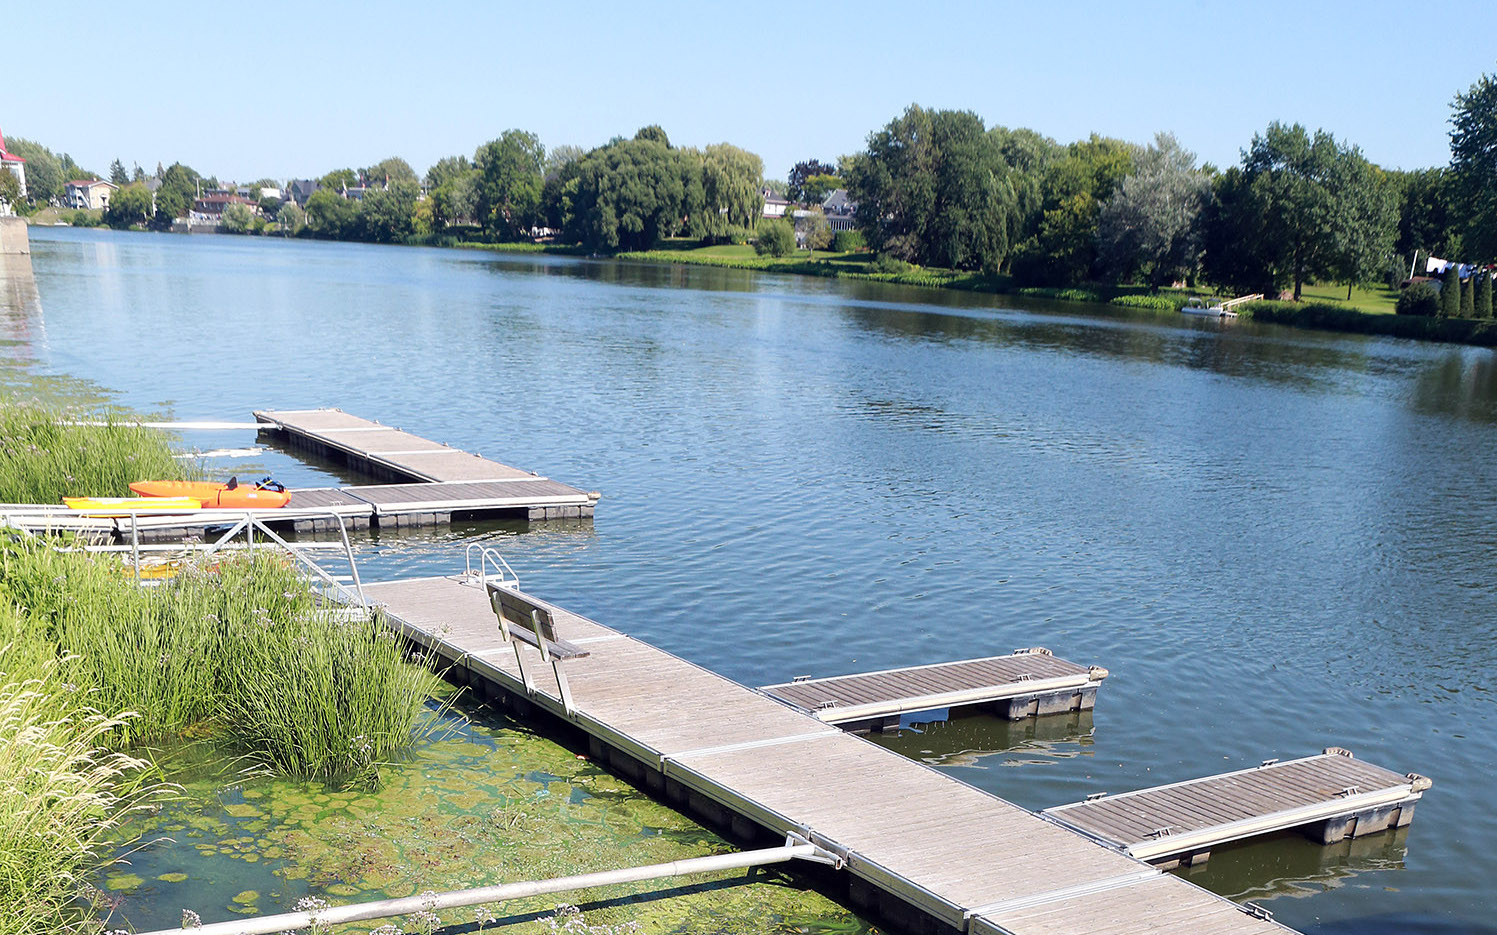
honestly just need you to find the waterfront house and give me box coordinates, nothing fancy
[190,193,258,223]
[0,129,27,204]
[820,189,858,232]
[64,179,117,210]
[288,179,319,204]
[762,188,791,219]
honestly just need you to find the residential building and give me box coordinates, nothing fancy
[64,179,118,210]
[0,128,26,203]
[820,189,858,232]
[288,179,319,204]
[190,193,258,223]
[761,187,790,219]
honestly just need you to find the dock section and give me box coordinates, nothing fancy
[363,574,1302,935]
[1042,750,1430,869]
[761,650,1108,732]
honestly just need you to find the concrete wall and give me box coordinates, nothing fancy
[0,216,29,255]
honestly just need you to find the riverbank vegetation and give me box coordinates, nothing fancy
[0,399,442,932]
[11,67,1497,344]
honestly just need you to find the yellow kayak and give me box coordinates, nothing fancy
[63,496,202,512]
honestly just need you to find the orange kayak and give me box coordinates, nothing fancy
[130,479,292,509]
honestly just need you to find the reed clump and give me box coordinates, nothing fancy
[0,402,191,504]
[0,541,435,784]
[0,605,156,935]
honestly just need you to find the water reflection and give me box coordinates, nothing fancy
[871,710,1093,770]
[1182,828,1408,903]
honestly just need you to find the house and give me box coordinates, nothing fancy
[288,179,319,204]
[761,187,791,219]
[820,189,858,233]
[64,179,118,210]
[190,193,258,222]
[0,128,28,202]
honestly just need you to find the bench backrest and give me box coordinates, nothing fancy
[487,583,589,659]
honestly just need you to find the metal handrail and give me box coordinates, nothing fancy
[464,542,520,589]
[27,507,370,608]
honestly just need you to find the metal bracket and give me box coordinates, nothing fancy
[1260,758,1280,768]
[1244,903,1274,921]
[1085,792,1108,802]
[1337,785,1362,798]
[1145,825,1175,839]
[785,831,844,869]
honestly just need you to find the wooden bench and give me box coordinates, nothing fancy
[486,582,589,714]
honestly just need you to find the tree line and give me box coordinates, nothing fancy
[6,65,1496,306]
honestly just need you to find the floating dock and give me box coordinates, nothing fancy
[361,572,1405,935]
[761,650,1108,733]
[1042,750,1430,869]
[0,410,601,541]
[256,409,600,524]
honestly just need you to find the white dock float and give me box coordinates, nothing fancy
[1042,750,1430,868]
[760,650,1108,732]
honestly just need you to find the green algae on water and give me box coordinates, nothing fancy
[103,701,875,935]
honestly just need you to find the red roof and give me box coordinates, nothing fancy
[0,128,23,162]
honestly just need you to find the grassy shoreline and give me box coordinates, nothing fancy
[460,239,1497,349]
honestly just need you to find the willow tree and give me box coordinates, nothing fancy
[701,143,764,240]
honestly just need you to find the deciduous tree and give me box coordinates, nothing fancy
[787,159,836,203]
[2,138,62,204]
[846,105,1022,273]
[359,180,418,242]
[1097,132,1209,285]
[103,183,153,229]
[473,130,545,239]
[1450,69,1497,259]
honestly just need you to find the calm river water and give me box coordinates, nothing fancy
[12,227,1497,933]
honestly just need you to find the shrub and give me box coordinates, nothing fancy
[1109,294,1182,310]
[870,253,912,274]
[755,220,796,257]
[1477,272,1493,319]
[1441,265,1461,316]
[832,230,865,253]
[1397,282,1440,316]
[1461,275,1476,318]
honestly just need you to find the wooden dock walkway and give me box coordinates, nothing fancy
[760,651,1108,732]
[1042,750,1430,868]
[255,408,600,523]
[363,573,1310,935]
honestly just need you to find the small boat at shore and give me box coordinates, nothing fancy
[129,477,292,509]
[1181,293,1263,319]
[1180,297,1236,318]
[64,496,201,512]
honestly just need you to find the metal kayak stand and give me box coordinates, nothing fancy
[136,835,842,935]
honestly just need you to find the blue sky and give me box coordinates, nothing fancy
[2,0,1491,184]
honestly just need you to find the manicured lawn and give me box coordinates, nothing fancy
[653,239,864,264]
[1297,282,1400,315]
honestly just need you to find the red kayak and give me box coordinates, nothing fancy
[130,477,292,509]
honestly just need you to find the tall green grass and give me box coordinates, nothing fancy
[0,403,191,504]
[0,542,437,784]
[0,605,155,935]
